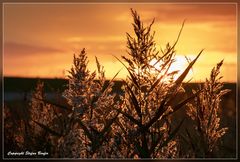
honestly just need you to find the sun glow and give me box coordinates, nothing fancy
[149,55,195,82]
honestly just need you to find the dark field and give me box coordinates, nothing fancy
[3,77,237,158]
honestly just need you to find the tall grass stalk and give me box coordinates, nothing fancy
[3,9,230,159]
[186,60,230,157]
[114,9,202,158]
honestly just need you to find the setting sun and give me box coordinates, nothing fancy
[149,55,195,83]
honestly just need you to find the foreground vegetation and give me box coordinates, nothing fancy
[4,9,232,159]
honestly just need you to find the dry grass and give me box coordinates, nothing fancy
[186,60,230,158]
[3,9,232,159]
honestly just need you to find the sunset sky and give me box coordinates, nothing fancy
[3,3,237,82]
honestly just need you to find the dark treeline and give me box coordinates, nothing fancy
[4,77,236,94]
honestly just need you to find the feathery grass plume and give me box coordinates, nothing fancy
[29,81,55,134]
[115,9,201,158]
[60,49,119,158]
[27,80,56,156]
[4,81,58,157]
[63,48,96,115]
[4,105,25,155]
[4,8,231,159]
[186,60,230,157]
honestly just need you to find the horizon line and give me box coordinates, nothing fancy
[3,75,237,84]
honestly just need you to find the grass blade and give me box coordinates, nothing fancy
[32,120,61,137]
[145,98,167,129]
[149,132,164,154]
[114,55,140,89]
[114,108,142,128]
[186,128,197,152]
[134,141,149,158]
[75,119,93,142]
[160,118,185,148]
[148,76,162,93]
[101,112,119,137]
[172,20,186,50]
[125,83,142,119]
[175,49,203,86]
[32,96,71,112]
[91,69,121,105]
[101,69,121,94]
[168,89,201,116]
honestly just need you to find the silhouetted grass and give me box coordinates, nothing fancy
[3,9,236,159]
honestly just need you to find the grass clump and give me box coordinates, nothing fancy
[3,9,230,159]
[186,60,230,158]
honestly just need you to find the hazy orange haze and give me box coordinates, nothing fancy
[3,3,237,82]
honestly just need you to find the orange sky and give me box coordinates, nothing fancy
[3,3,237,82]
